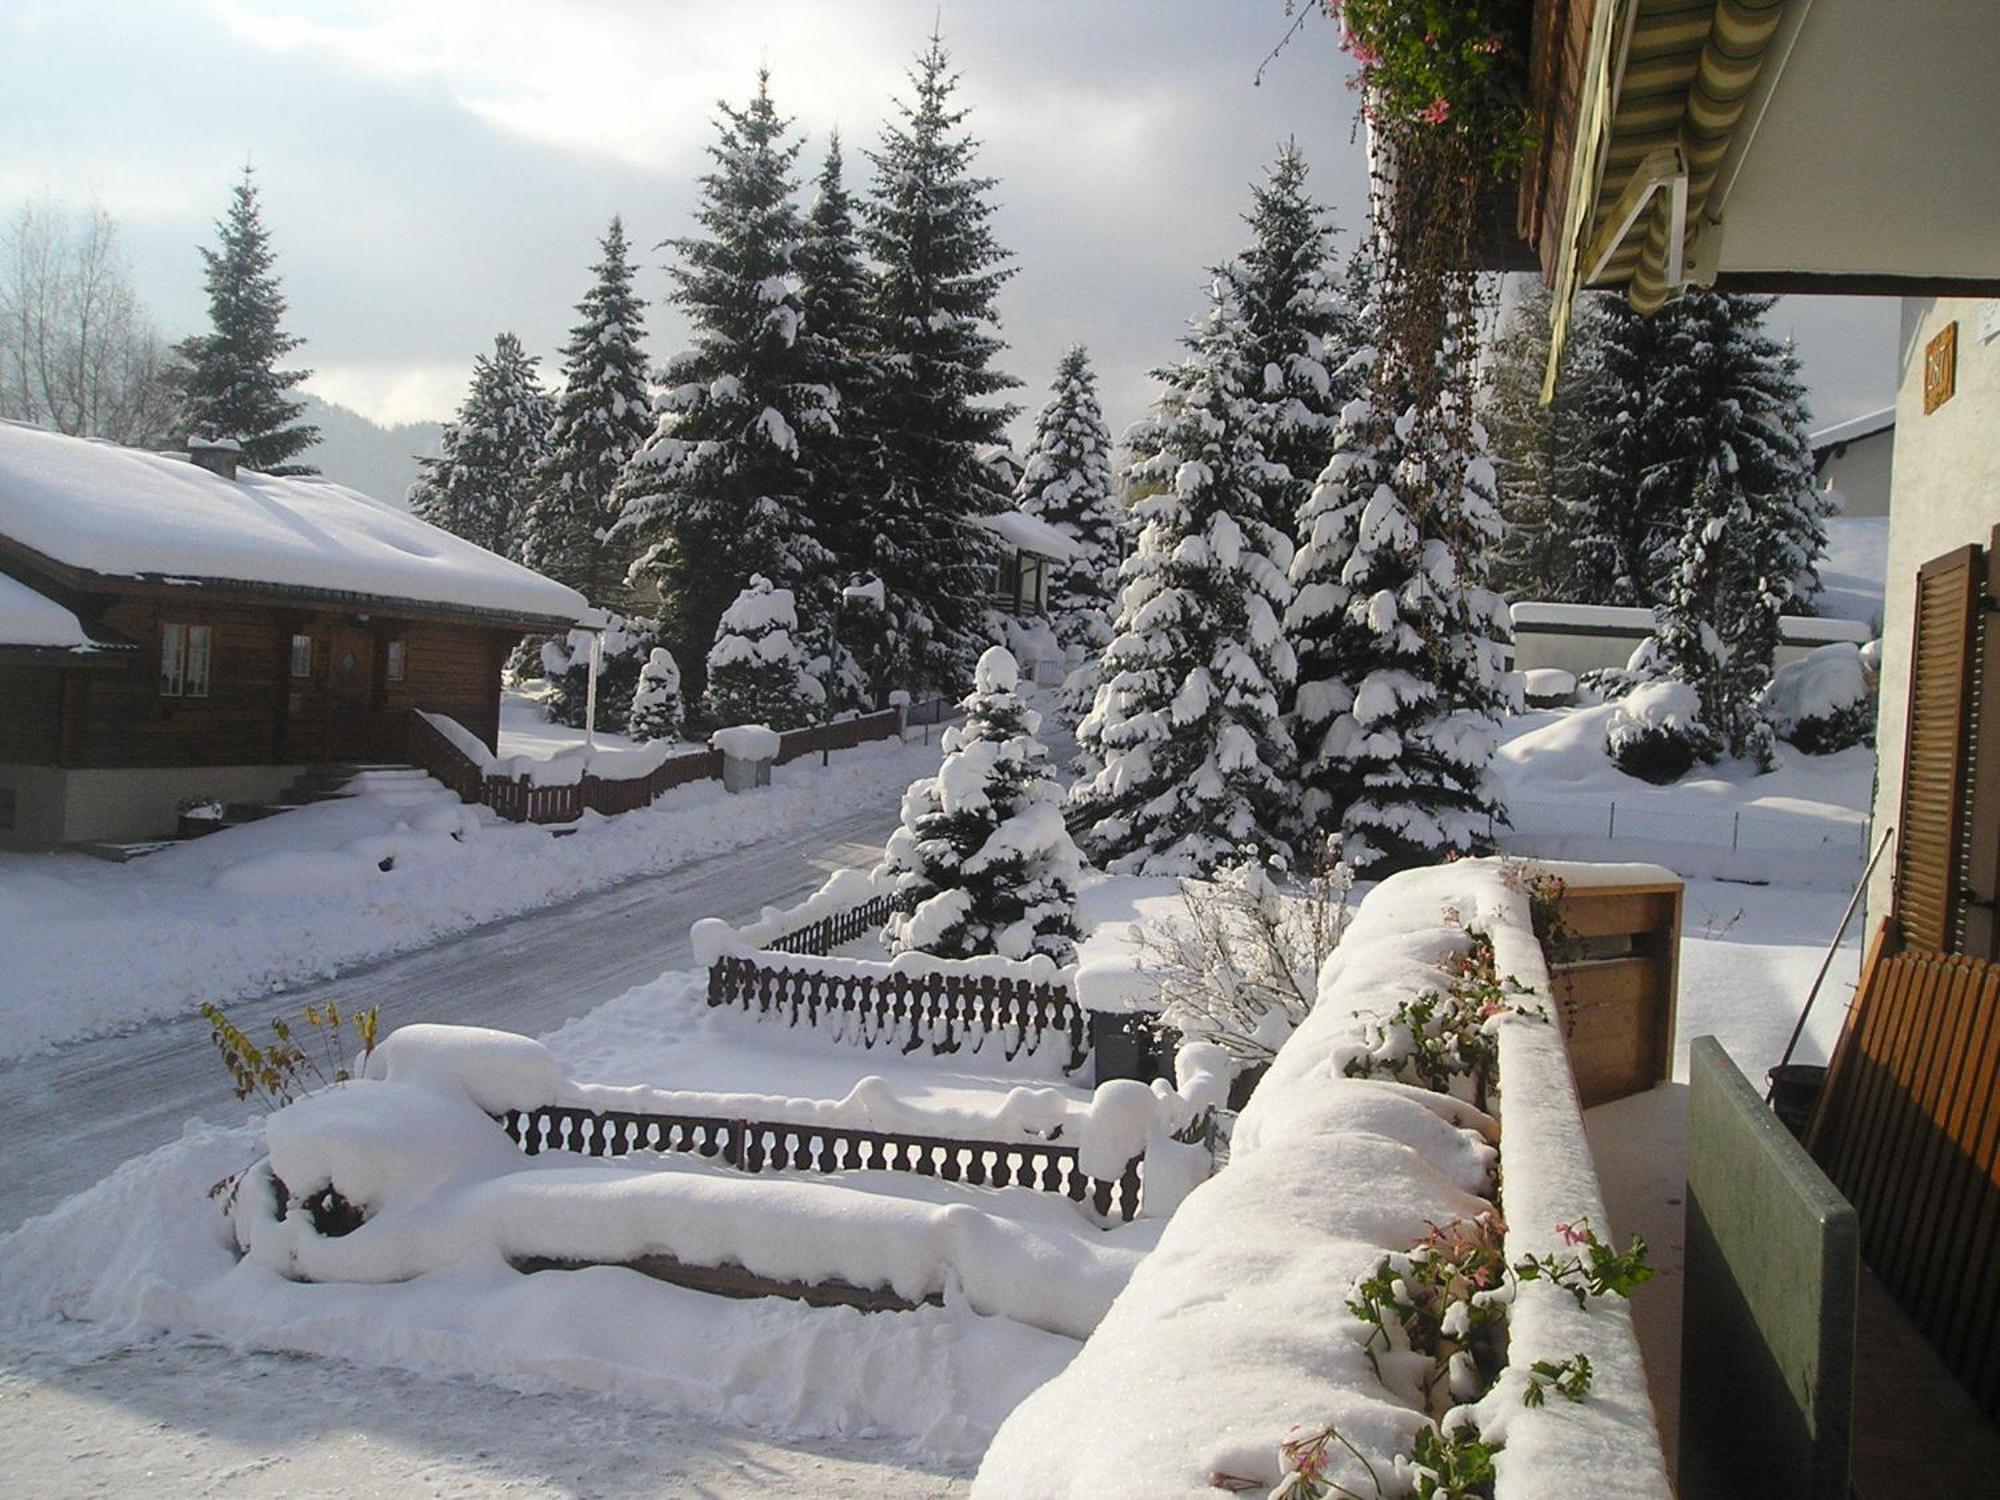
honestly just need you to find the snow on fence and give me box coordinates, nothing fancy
[407,704,907,826]
[494,1100,1145,1221]
[694,877,1094,1074]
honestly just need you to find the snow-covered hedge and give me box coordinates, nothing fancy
[975,859,1671,1499]
[1605,679,1710,784]
[1759,641,1875,755]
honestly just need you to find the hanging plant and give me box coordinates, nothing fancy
[1335,0,1533,178]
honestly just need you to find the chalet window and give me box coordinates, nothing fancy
[160,623,211,698]
[385,639,406,682]
[992,551,1022,605]
[290,633,313,678]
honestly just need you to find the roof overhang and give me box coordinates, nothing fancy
[1508,0,2000,390]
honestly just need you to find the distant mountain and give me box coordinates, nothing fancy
[297,393,443,508]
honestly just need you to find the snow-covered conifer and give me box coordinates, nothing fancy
[859,33,1020,695]
[879,646,1082,963]
[1293,352,1509,872]
[172,168,318,474]
[1221,144,1361,542]
[795,134,879,706]
[628,647,685,742]
[618,72,835,704]
[520,218,653,605]
[705,575,822,731]
[1067,285,1297,875]
[1016,346,1124,664]
[540,613,661,733]
[409,332,553,559]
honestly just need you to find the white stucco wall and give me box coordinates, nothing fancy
[1866,297,2000,930]
[1818,427,1895,517]
[0,762,307,846]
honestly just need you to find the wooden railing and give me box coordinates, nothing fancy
[766,893,897,956]
[708,951,1090,1073]
[494,1100,1144,1220]
[405,705,903,826]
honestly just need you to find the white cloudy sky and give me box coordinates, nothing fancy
[1,0,1896,451]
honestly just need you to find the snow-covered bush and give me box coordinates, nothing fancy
[627,646,685,742]
[1605,680,1712,784]
[880,646,1083,964]
[706,575,824,731]
[539,612,661,732]
[1760,641,1875,756]
[1143,838,1355,1065]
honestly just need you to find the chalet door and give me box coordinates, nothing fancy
[327,623,375,761]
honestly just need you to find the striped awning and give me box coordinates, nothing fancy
[1587,0,1788,311]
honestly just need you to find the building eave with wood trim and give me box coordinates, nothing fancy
[1498,0,2000,385]
[0,421,588,847]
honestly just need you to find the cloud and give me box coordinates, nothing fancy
[307,361,475,428]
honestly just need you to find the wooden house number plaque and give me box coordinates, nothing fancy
[1924,321,1958,414]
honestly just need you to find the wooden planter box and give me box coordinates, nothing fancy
[1548,880,1682,1107]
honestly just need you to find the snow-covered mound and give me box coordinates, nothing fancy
[1760,641,1875,754]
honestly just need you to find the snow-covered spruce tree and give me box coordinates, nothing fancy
[879,646,1082,964]
[408,332,553,560]
[520,218,653,606]
[1290,329,1509,874]
[1066,285,1297,875]
[1481,280,1606,602]
[1221,143,1362,544]
[794,133,879,708]
[1567,289,1825,610]
[628,647,685,742]
[617,72,835,705]
[1016,346,1123,662]
[705,574,822,731]
[172,167,318,474]
[539,613,661,733]
[860,33,1020,696]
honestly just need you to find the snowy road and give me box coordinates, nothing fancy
[0,802,896,1235]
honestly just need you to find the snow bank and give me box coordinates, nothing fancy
[1760,641,1873,746]
[0,734,943,1059]
[976,860,1669,1500]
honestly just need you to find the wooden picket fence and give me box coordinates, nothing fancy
[708,950,1090,1072]
[405,705,907,826]
[494,1100,1145,1220]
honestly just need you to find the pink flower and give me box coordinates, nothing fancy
[1556,1221,1591,1247]
[1420,95,1452,125]
[1481,33,1507,54]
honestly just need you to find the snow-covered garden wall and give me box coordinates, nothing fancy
[975,858,1674,1500]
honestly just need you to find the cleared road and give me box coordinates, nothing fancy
[0,801,896,1233]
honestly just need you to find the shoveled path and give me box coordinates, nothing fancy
[0,802,895,1235]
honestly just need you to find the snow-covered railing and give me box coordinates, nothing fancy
[406,705,905,826]
[975,859,1673,1499]
[722,868,899,956]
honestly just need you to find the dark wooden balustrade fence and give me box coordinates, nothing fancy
[405,706,903,826]
[708,951,1090,1073]
[766,893,897,956]
[495,1101,1144,1220]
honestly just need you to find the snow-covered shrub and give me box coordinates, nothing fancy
[1143,838,1354,1065]
[706,575,823,732]
[627,647,684,741]
[1760,641,1875,756]
[1604,680,1712,784]
[540,612,661,732]
[879,646,1083,964]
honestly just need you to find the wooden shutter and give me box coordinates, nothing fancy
[1895,544,1983,954]
[1962,531,2000,961]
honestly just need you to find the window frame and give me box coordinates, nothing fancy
[289,632,313,679]
[183,624,212,698]
[159,622,186,697]
[385,637,406,683]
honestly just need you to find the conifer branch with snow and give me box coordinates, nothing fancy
[706,575,822,732]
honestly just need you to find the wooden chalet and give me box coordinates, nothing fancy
[0,422,586,846]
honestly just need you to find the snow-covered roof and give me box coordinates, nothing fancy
[974,508,1080,563]
[0,421,588,626]
[0,569,116,652]
[1809,406,1895,454]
